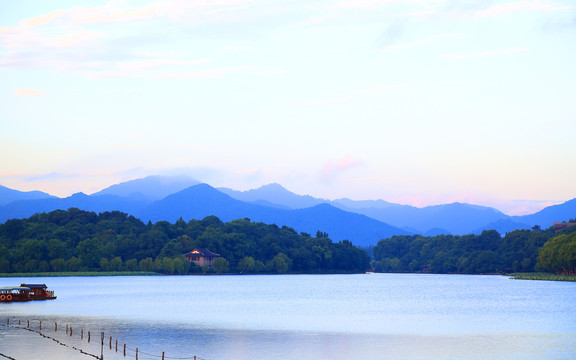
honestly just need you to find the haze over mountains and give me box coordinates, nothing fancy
[1,176,575,246]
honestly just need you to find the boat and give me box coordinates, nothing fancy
[0,284,56,302]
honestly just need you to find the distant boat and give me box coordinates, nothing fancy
[0,283,56,302]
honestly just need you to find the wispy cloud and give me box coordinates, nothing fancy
[350,175,419,184]
[290,84,403,107]
[20,9,69,27]
[14,89,45,96]
[85,65,255,79]
[0,0,266,77]
[320,156,363,181]
[290,96,350,107]
[258,69,287,76]
[472,1,574,18]
[442,47,531,60]
[110,144,162,150]
[381,33,464,52]
[222,45,254,51]
[12,0,258,28]
[332,0,444,10]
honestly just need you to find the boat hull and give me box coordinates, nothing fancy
[0,284,57,303]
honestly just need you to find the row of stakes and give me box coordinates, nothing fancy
[5,318,198,360]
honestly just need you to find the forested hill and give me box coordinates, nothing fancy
[372,225,576,274]
[0,208,370,274]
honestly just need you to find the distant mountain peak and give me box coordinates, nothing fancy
[258,183,287,190]
[0,185,55,206]
[237,183,292,196]
[218,183,326,209]
[92,175,200,201]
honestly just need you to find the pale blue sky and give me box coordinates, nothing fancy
[1,0,575,215]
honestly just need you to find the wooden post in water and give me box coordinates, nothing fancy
[70,327,73,336]
[55,322,57,332]
[110,336,112,349]
[81,329,84,340]
[66,324,68,334]
[136,347,138,360]
[18,320,20,325]
[88,331,91,342]
[100,332,104,360]
[123,344,126,357]
[39,321,42,332]
[162,352,165,360]
[116,340,118,352]
[27,320,29,328]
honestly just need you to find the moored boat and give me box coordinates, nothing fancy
[0,284,56,302]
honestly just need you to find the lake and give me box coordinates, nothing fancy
[1,274,575,360]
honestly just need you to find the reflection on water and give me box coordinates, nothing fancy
[1,274,575,360]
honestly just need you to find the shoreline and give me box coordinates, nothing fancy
[3,271,575,282]
[510,273,576,282]
[0,271,159,278]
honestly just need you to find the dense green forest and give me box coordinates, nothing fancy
[1,208,574,276]
[372,225,576,274]
[0,208,369,274]
[537,231,576,275]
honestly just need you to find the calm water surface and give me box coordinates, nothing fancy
[1,274,575,360]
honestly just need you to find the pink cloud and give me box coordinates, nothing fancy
[321,156,362,180]
[0,0,263,74]
[235,168,268,175]
[14,89,45,96]
[20,9,68,27]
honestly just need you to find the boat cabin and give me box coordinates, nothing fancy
[22,284,55,299]
[185,248,220,267]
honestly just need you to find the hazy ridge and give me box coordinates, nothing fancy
[1,176,575,246]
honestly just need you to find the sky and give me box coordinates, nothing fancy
[1,0,575,216]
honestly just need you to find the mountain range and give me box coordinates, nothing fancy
[1,176,575,246]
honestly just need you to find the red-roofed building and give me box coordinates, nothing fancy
[553,220,576,232]
[185,248,220,267]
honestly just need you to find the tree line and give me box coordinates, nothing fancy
[0,208,370,274]
[537,231,576,275]
[372,225,576,274]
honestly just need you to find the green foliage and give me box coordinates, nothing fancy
[212,257,230,274]
[373,229,552,274]
[139,257,154,272]
[537,232,576,274]
[511,272,576,281]
[238,256,256,273]
[0,208,369,275]
[269,253,292,274]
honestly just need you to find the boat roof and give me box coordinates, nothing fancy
[21,283,48,288]
[0,286,31,291]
